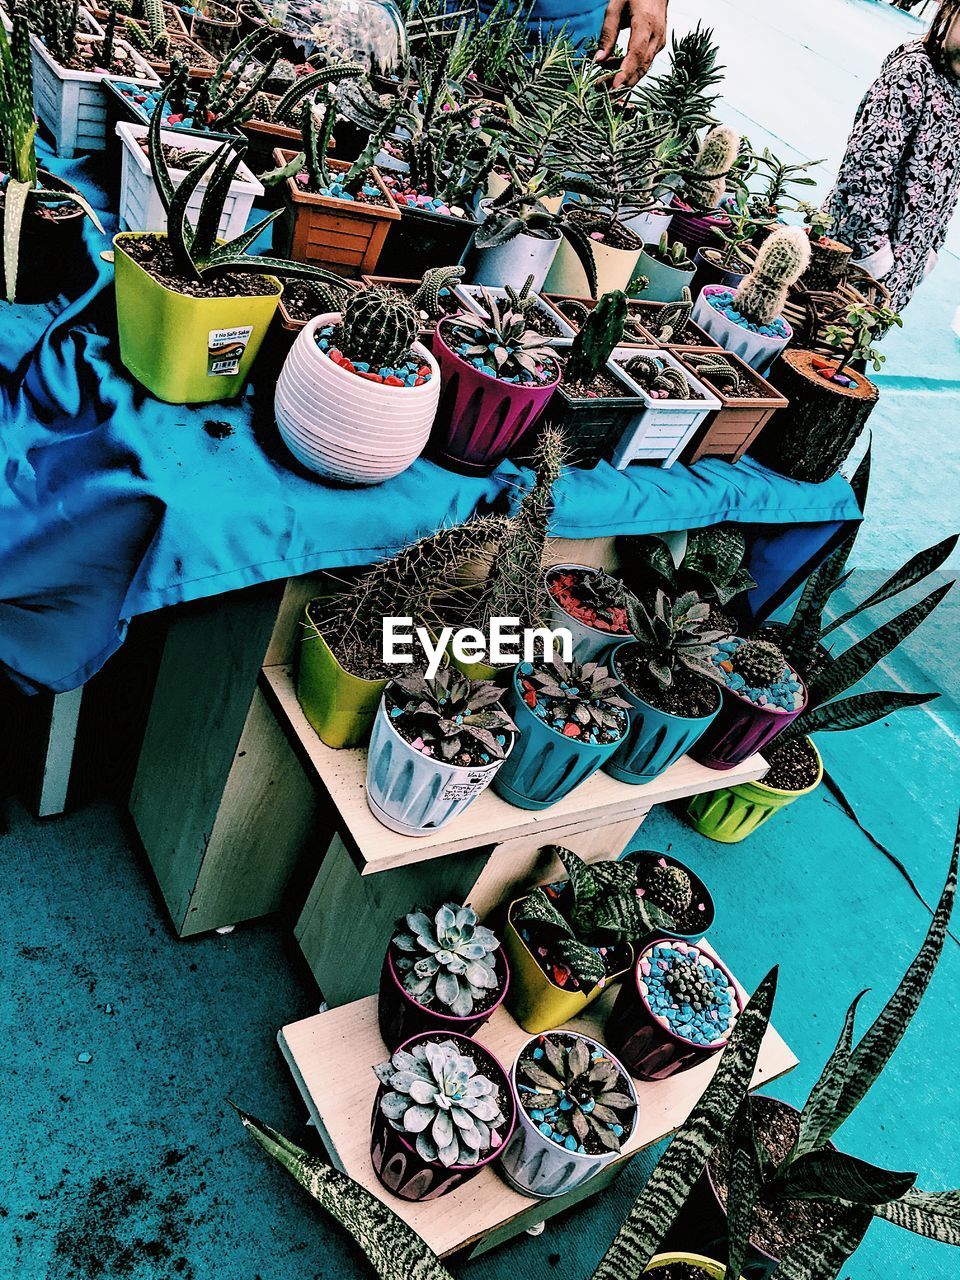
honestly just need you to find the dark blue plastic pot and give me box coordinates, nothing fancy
[603,644,721,785]
[492,666,627,810]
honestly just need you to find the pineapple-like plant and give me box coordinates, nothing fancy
[391,905,502,1017]
[732,225,811,327]
[522,656,631,742]
[625,590,727,689]
[517,1033,636,1153]
[337,286,421,370]
[729,637,787,688]
[640,23,725,166]
[374,1039,508,1167]
[683,124,740,211]
[448,290,559,383]
[387,669,517,764]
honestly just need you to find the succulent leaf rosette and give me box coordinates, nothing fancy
[374,1039,508,1168]
[519,657,631,744]
[625,589,727,690]
[387,669,517,765]
[392,904,502,1018]
[447,289,559,385]
[517,1033,636,1154]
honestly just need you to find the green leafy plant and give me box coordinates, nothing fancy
[373,1038,508,1167]
[386,668,517,763]
[621,524,757,609]
[640,23,725,168]
[392,904,501,1017]
[733,225,810,327]
[624,589,727,690]
[447,289,559,382]
[644,231,695,273]
[747,147,822,225]
[821,300,902,379]
[798,200,836,243]
[517,1033,636,1153]
[338,286,420,369]
[564,290,628,386]
[711,174,764,270]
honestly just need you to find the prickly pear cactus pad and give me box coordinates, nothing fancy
[710,636,804,712]
[638,940,739,1046]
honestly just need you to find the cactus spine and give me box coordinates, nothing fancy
[338,287,420,370]
[733,226,811,327]
[565,290,628,385]
[646,863,694,919]
[684,124,740,211]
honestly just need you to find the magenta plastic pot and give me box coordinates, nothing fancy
[428,321,561,475]
[377,944,511,1052]
[606,939,743,1082]
[669,197,731,255]
[370,1032,517,1201]
[689,673,808,771]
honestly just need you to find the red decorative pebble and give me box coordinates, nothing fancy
[168,113,183,124]
[523,691,537,708]
[562,722,581,738]
[384,375,404,387]
[356,371,383,382]
[329,348,343,364]
[552,964,570,987]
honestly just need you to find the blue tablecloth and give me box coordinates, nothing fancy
[0,145,862,692]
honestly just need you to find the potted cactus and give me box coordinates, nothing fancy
[624,289,719,349]
[275,286,441,484]
[668,124,739,253]
[378,904,509,1051]
[634,233,697,303]
[544,564,632,664]
[365,669,517,836]
[607,938,742,1081]
[503,845,676,1032]
[429,289,561,475]
[609,348,721,470]
[693,226,810,371]
[117,0,216,78]
[604,590,725,786]
[620,850,716,941]
[492,657,631,811]
[370,1035,515,1202]
[362,265,467,336]
[675,348,788,464]
[499,1031,639,1198]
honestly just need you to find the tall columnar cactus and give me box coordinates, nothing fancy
[683,124,740,211]
[100,2,119,70]
[733,226,811,327]
[125,0,169,55]
[338,287,420,370]
[565,290,628,386]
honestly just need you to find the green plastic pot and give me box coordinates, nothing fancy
[644,1253,726,1278]
[633,249,697,302]
[113,232,281,404]
[296,606,386,749]
[686,738,823,843]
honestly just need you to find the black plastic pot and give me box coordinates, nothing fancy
[374,204,478,278]
[514,366,640,468]
[1,171,92,304]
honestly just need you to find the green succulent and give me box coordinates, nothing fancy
[625,589,726,690]
[517,1033,636,1154]
[387,669,517,764]
[729,638,787,688]
[448,289,558,383]
[645,863,694,920]
[392,904,501,1017]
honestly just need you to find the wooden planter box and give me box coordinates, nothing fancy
[275,151,400,277]
[674,347,789,464]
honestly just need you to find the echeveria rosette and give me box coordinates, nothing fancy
[388,669,517,764]
[625,588,727,690]
[374,1040,508,1168]
[393,904,501,1018]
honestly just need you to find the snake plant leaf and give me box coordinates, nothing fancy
[512,885,570,934]
[773,1203,874,1280]
[794,990,867,1158]
[782,540,856,672]
[235,1106,456,1280]
[725,1097,763,1280]
[806,581,953,710]
[820,822,957,1142]
[2,178,31,304]
[820,534,958,640]
[790,689,937,739]
[772,1150,916,1205]
[556,937,607,987]
[873,1188,960,1243]
[592,967,778,1280]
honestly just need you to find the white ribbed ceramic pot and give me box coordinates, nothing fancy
[275,314,440,484]
[692,287,793,374]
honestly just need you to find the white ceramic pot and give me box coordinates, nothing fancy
[275,314,441,485]
[692,286,793,374]
[117,122,263,237]
[365,698,511,836]
[498,1031,639,1198]
[610,347,721,470]
[469,202,561,291]
[453,284,575,338]
[544,563,629,665]
[623,208,673,246]
[31,34,159,158]
[543,229,643,301]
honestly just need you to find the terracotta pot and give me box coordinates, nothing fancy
[675,347,789,464]
[377,944,510,1052]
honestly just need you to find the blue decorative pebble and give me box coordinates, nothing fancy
[639,940,737,1046]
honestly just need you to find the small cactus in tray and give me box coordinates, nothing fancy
[682,350,740,391]
[645,862,694,920]
[337,286,420,370]
[732,225,810,328]
[392,904,502,1018]
[410,265,465,321]
[648,287,693,343]
[622,353,692,401]
[729,638,787,688]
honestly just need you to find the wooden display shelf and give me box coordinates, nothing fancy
[279,940,797,1259]
[261,663,768,877]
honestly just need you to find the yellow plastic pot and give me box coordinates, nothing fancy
[686,739,823,843]
[645,1253,726,1278]
[503,902,632,1034]
[297,606,387,749]
[543,230,643,300]
[113,232,281,404]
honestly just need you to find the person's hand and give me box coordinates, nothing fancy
[594,0,668,89]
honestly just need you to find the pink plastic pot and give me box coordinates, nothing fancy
[669,197,732,255]
[429,321,560,475]
[370,1032,517,1202]
[689,673,808,771]
[377,944,511,1052]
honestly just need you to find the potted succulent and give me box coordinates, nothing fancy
[746,145,822,241]
[692,226,810,372]
[609,348,721,470]
[499,1031,639,1198]
[691,180,757,299]
[275,286,441,484]
[363,264,467,336]
[623,289,718,349]
[544,564,632,664]
[633,232,697,304]
[688,636,807,770]
[604,590,725,786]
[429,289,561,475]
[454,275,574,340]
[176,0,239,57]
[668,125,739,253]
[0,14,104,305]
[365,668,517,836]
[503,845,676,1032]
[607,938,742,1082]
[620,850,716,942]
[797,201,854,292]
[752,299,899,483]
[492,657,631,811]
[118,0,216,78]
[113,94,341,404]
[676,348,789,464]
[371,1034,515,1202]
[378,904,509,1051]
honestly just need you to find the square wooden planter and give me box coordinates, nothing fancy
[673,347,789,464]
[275,151,401,277]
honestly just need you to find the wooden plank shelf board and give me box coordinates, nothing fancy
[261,664,768,877]
[278,940,797,1259]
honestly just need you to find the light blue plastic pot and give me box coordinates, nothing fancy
[604,643,721,785]
[492,666,627,810]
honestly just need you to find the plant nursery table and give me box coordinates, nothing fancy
[278,943,798,1259]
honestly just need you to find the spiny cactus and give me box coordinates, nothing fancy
[653,287,693,342]
[646,863,694,919]
[504,273,537,316]
[338,287,420,370]
[565,290,628,386]
[623,354,691,401]
[683,124,740,211]
[411,266,465,320]
[730,638,787,688]
[142,0,168,53]
[99,1,119,69]
[682,350,739,390]
[733,225,811,327]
